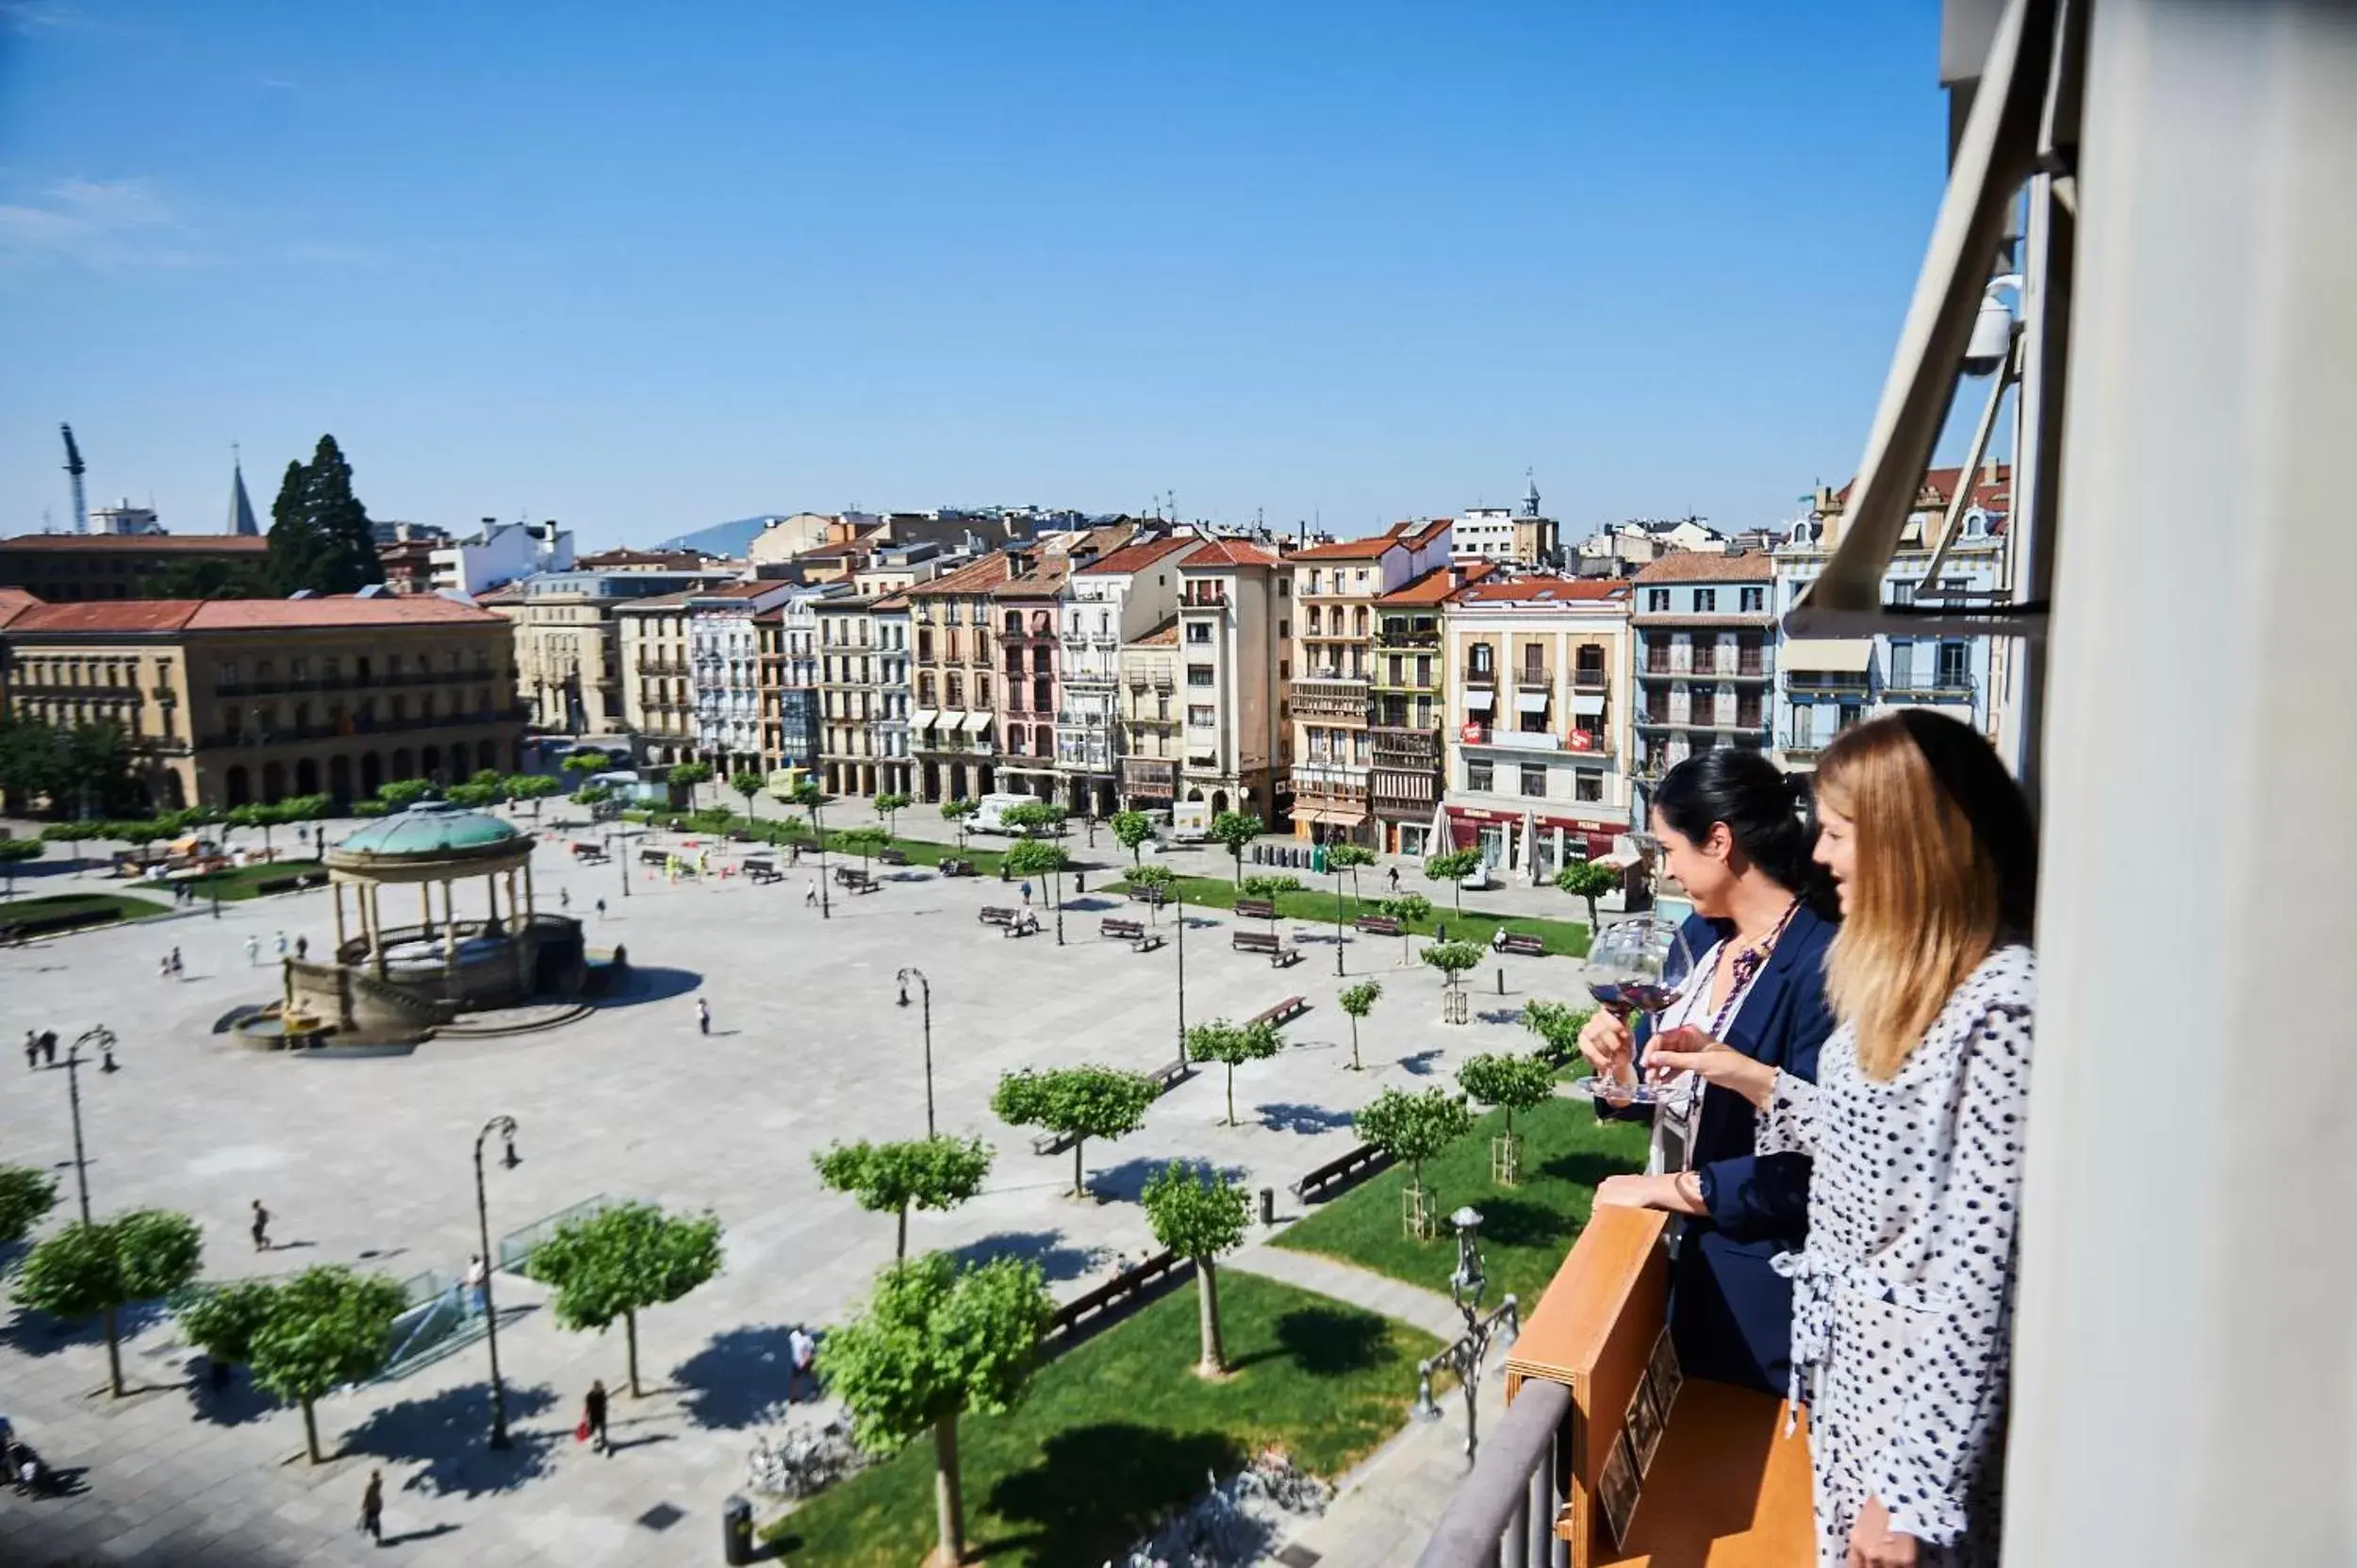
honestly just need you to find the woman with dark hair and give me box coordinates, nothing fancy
[1651,711,2036,1568]
[1579,747,1838,1395]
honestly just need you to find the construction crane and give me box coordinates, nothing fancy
[59,423,88,534]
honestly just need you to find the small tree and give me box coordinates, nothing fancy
[732,770,766,821]
[1209,811,1263,885]
[1140,1164,1252,1376]
[1126,862,1177,923]
[246,1264,406,1462]
[1355,1087,1475,1240]
[377,778,435,810]
[1381,892,1433,966]
[1521,999,1595,1067]
[174,1277,281,1386]
[1337,980,1382,1070]
[1239,873,1300,905]
[0,1164,58,1243]
[1110,809,1154,866]
[559,752,605,782]
[668,760,715,809]
[1458,1051,1558,1184]
[1001,837,1071,945]
[14,1208,205,1396]
[839,825,891,876]
[1556,859,1622,932]
[788,781,832,916]
[0,837,41,900]
[1184,1017,1285,1127]
[1422,939,1485,997]
[939,797,979,850]
[39,820,90,868]
[504,774,559,818]
[874,791,913,838]
[1001,800,1066,839]
[1425,848,1485,913]
[822,1254,1053,1568]
[444,781,502,809]
[525,1201,725,1397]
[814,1136,995,1261]
[1325,841,1377,900]
[991,1065,1159,1198]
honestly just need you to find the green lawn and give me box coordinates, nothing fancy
[626,809,1015,876]
[0,891,170,929]
[1274,1097,1649,1308]
[178,860,327,900]
[766,1272,1441,1566]
[1111,872,1594,958]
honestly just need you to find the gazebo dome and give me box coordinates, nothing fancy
[331,801,521,860]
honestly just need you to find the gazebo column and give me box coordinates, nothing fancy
[419,883,433,937]
[522,857,536,920]
[485,870,500,929]
[332,882,348,956]
[366,884,387,979]
[441,881,458,974]
[510,866,533,992]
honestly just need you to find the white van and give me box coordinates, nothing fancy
[1168,801,1211,844]
[970,793,1054,835]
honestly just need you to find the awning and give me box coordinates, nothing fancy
[910,709,942,733]
[1311,807,1368,828]
[1464,689,1494,712]
[960,711,994,734]
[1515,692,1548,714]
[1780,638,1874,673]
[1572,693,1606,718]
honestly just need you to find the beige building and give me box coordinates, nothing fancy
[907,553,1014,802]
[1175,538,1290,823]
[0,596,522,811]
[487,568,732,741]
[1115,619,1181,812]
[614,593,697,766]
[1439,576,1633,883]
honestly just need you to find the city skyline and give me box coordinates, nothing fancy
[2,3,1949,549]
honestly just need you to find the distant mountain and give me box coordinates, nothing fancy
[653,515,793,557]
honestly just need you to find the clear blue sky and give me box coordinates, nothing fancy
[0,1,1952,552]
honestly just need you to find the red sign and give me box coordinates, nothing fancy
[1459,722,1486,743]
[1567,728,1596,751]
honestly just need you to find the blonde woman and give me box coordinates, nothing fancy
[1645,711,2036,1568]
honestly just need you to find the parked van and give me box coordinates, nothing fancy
[1168,801,1211,843]
[971,793,1056,835]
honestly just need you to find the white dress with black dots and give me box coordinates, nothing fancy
[1755,943,2036,1568]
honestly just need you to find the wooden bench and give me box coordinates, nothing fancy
[938,857,975,878]
[744,861,782,884]
[1041,1249,1185,1348]
[1098,916,1165,953]
[570,843,609,864]
[980,906,1039,937]
[637,847,669,867]
[1290,1142,1393,1203]
[1030,1128,1079,1156]
[1354,913,1403,937]
[1231,929,1301,967]
[1235,897,1278,921]
[878,848,910,867]
[842,871,879,895]
[1147,1057,1192,1094]
[1492,930,1547,957]
[1129,885,1170,907]
[1250,995,1309,1029]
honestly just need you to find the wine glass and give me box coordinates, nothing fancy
[1574,916,1697,1105]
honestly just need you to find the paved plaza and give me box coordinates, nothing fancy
[0,816,1585,1566]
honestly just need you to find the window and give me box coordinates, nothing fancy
[1888,640,1915,689]
[1156,693,1170,719]
[946,674,963,707]
[1739,586,1765,612]
[1187,704,1215,728]
[1646,588,1670,612]
[1004,611,1020,635]
[1186,621,1211,645]
[1937,640,1971,688]
[1889,579,1917,606]
[1693,588,1717,613]
[1575,768,1604,802]
[1466,759,1493,792]
[1277,619,1289,638]
[1469,642,1493,677]
[1415,654,1432,686]
[1520,764,1548,797]
[1520,705,1547,734]
[1187,664,1214,687]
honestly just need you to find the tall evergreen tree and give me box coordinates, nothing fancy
[266,436,383,595]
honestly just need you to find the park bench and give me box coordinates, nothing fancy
[1147,1057,1193,1094]
[1491,930,1547,957]
[726,828,754,843]
[1250,996,1310,1030]
[1030,1128,1079,1156]
[1235,897,1278,921]
[1354,913,1403,937]
[878,848,910,867]
[980,906,1039,937]
[1231,929,1301,967]
[938,857,976,878]
[840,870,880,895]
[1041,1249,1185,1348]
[743,859,782,884]
[637,847,669,867]
[570,842,609,863]
[1098,916,1165,953]
[1290,1143,1393,1205]
[1129,885,1169,907]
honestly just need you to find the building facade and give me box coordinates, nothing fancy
[1368,563,1487,857]
[1116,619,1181,813]
[1061,534,1194,817]
[1439,577,1633,881]
[0,597,522,810]
[492,568,729,740]
[1629,553,1778,816]
[614,593,696,766]
[689,582,799,778]
[1175,538,1289,824]
[907,554,1011,802]
[430,519,574,597]
[1447,480,1561,569]
[0,534,272,602]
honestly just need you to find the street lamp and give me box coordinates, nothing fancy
[1174,885,1187,1064]
[1412,1205,1519,1464]
[471,1115,522,1449]
[62,1026,118,1223]
[896,966,935,1137]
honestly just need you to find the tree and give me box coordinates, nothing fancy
[814,1137,995,1261]
[1000,837,1071,944]
[1355,1087,1475,1239]
[0,837,41,900]
[1209,811,1263,885]
[377,778,435,810]
[444,781,502,808]
[14,1208,205,1396]
[1425,848,1485,913]
[571,783,614,807]
[1110,809,1154,866]
[525,1201,724,1397]
[246,1264,406,1462]
[1239,873,1300,905]
[991,1065,1159,1198]
[1324,841,1377,900]
[0,1164,58,1243]
[732,770,765,820]
[265,436,383,596]
[173,1277,280,1386]
[1140,1164,1252,1376]
[0,718,64,816]
[1000,800,1066,839]
[1422,939,1485,999]
[1184,1017,1285,1127]
[504,774,559,817]
[38,819,90,867]
[1521,999,1594,1067]
[1338,981,1382,1071]
[939,797,978,850]
[1457,1051,1558,1177]
[874,791,913,838]
[559,752,605,781]
[668,760,715,808]
[787,781,833,916]
[839,825,891,876]
[1556,859,1622,933]
[58,719,145,818]
[1126,862,1177,923]
[821,1253,1053,1568]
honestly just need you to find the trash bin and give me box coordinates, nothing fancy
[1312,844,1327,875]
[722,1494,754,1565]
[1260,1186,1277,1226]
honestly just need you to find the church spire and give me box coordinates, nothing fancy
[227,444,259,536]
[1523,467,1541,518]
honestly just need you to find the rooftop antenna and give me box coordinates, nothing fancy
[59,423,88,534]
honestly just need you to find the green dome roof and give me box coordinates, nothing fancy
[333,801,521,859]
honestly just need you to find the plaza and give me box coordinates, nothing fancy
[0,812,1593,1567]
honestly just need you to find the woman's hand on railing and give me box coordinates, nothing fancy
[1643,1026,1776,1109]
[1847,1496,1919,1567]
[1594,1171,1708,1215]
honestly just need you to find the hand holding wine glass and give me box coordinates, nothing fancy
[1643,1025,1777,1110]
[1574,916,1699,1105]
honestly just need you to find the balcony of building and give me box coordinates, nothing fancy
[1370,724,1442,767]
[1293,676,1371,721]
[1377,623,1441,649]
[1459,724,1616,760]
[1882,668,1978,699]
[1180,584,1228,609]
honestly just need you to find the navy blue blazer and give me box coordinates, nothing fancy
[1612,905,1838,1394]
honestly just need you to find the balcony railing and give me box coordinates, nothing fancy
[213,668,491,698]
[198,706,528,749]
[1181,586,1227,608]
[1377,627,1441,648]
[1784,670,1871,694]
[1572,668,1607,692]
[1513,666,1549,688]
[1459,726,1616,758]
[1884,670,1978,697]
[1292,764,1371,799]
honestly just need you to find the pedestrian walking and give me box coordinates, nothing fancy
[695,998,711,1036]
[358,1469,384,1544]
[583,1379,610,1455]
[1019,880,1033,908]
[594,897,606,920]
[558,886,570,911]
[245,934,260,967]
[39,1032,57,1066]
[23,1032,38,1071]
[803,880,817,908]
[294,935,307,961]
[250,1198,271,1252]
[1387,866,1401,894]
[170,946,184,976]
[787,1325,817,1403]
[273,931,288,960]
[461,1254,488,1319]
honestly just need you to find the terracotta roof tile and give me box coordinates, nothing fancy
[1178,537,1280,569]
[8,596,508,635]
[907,553,1014,597]
[0,587,41,629]
[0,533,270,553]
[1378,561,1492,607]
[1076,535,1200,576]
[1287,522,1413,562]
[1631,551,1775,584]
[1448,576,1629,606]
[1129,616,1179,646]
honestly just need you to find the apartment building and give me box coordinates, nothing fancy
[1440,576,1633,882]
[688,581,800,778]
[980,529,1129,804]
[1368,563,1489,857]
[1447,479,1561,569]
[0,596,521,810]
[490,567,732,740]
[1116,619,1181,813]
[0,534,272,602]
[614,592,697,765]
[1772,462,2011,770]
[1285,520,1454,846]
[1061,534,1195,817]
[907,554,1014,802]
[430,519,573,596]
[752,586,836,785]
[1175,538,1289,823]
[1629,553,1777,815]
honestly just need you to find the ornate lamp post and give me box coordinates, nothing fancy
[62,1026,119,1223]
[1412,1205,1519,1464]
[896,966,935,1137]
[472,1115,522,1448]
[1174,885,1187,1064]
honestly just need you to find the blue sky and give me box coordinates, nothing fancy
[0,2,1952,551]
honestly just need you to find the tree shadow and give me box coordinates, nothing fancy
[338,1380,562,1497]
[1476,1007,1527,1026]
[1087,1156,1250,1205]
[1254,1101,1357,1135]
[1396,1048,1445,1077]
[941,1230,1103,1283]
[0,1298,171,1359]
[183,1360,281,1427]
[589,966,703,1007]
[1466,1195,1574,1250]
[671,1324,801,1430]
[1230,1304,1393,1378]
[1539,1149,1643,1189]
[1060,895,1122,913]
[977,1423,1250,1565]
[380,1524,464,1546]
